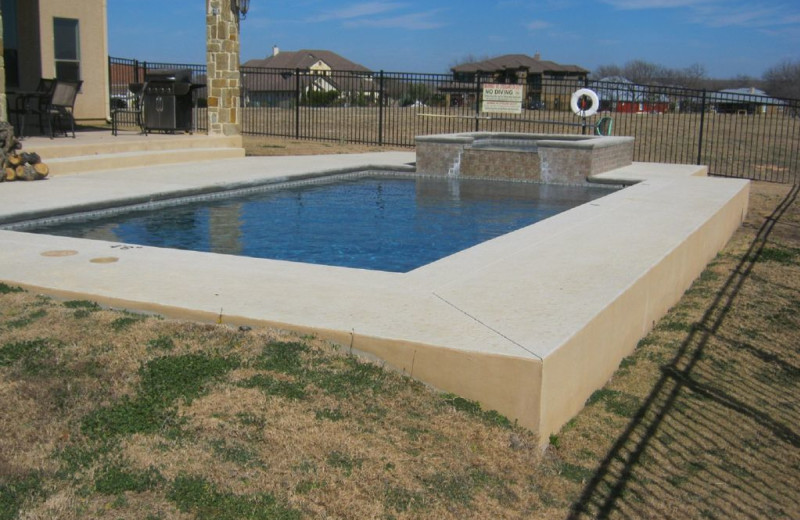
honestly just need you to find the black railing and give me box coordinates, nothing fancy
[111,57,800,184]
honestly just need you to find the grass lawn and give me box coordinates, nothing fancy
[1,139,798,519]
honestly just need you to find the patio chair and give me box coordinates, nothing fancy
[12,78,56,137]
[111,82,148,136]
[45,79,83,138]
[595,116,613,136]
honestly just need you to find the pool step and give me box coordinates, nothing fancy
[46,147,246,175]
[19,134,245,175]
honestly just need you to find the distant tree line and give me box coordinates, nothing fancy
[762,59,800,100]
[590,60,709,88]
[449,54,800,100]
[591,59,800,99]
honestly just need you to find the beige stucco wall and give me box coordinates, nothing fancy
[36,0,109,122]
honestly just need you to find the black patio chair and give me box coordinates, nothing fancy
[111,82,148,136]
[45,79,82,138]
[13,78,56,137]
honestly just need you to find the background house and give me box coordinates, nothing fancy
[241,47,376,107]
[443,53,588,110]
[710,87,784,115]
[1,0,110,124]
[591,76,671,114]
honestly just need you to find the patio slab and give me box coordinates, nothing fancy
[0,153,748,443]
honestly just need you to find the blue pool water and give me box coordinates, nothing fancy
[27,175,615,272]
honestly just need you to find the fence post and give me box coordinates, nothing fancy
[107,57,112,112]
[475,72,482,132]
[378,70,384,146]
[697,89,707,165]
[295,68,301,139]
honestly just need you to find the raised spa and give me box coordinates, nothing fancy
[416,131,636,184]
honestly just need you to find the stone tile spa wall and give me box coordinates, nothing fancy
[416,133,635,185]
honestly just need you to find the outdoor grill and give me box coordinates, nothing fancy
[136,69,202,133]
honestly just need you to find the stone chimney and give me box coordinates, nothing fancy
[534,52,541,60]
[272,45,280,57]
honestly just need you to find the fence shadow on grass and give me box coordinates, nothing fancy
[567,183,800,519]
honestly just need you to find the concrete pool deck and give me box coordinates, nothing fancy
[0,153,749,443]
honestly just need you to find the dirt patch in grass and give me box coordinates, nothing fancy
[1,175,798,519]
[242,135,406,156]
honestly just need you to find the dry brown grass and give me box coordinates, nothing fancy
[242,135,406,156]
[1,141,798,518]
[0,297,549,519]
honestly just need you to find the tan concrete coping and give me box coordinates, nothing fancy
[0,154,748,444]
[415,131,626,148]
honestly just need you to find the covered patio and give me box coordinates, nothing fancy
[0,0,246,174]
[1,0,242,144]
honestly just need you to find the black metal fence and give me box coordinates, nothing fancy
[110,57,800,184]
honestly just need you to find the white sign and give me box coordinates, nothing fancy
[482,84,523,114]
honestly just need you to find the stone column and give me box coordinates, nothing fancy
[206,0,240,135]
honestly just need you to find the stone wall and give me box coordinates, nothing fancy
[539,138,635,184]
[591,139,635,173]
[416,133,634,185]
[416,140,469,176]
[206,0,241,135]
[460,149,542,180]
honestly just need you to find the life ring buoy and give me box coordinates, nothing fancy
[570,88,600,117]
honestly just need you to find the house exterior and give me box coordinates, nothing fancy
[1,0,110,124]
[710,88,784,115]
[241,48,376,107]
[443,53,588,110]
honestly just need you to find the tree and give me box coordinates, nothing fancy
[447,54,492,72]
[763,59,800,99]
[674,63,707,89]
[591,60,664,82]
[591,64,623,80]
[591,60,707,88]
[623,60,665,84]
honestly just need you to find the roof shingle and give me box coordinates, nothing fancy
[243,49,371,73]
[452,54,587,75]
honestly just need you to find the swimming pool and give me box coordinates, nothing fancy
[23,174,617,272]
[0,152,750,445]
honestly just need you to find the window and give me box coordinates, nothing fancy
[54,17,80,81]
[2,0,19,87]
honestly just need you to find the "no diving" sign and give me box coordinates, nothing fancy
[482,84,523,114]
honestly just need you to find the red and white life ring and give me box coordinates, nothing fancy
[570,88,600,117]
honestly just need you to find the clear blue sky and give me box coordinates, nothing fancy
[108,0,800,79]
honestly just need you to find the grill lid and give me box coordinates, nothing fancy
[145,68,193,84]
